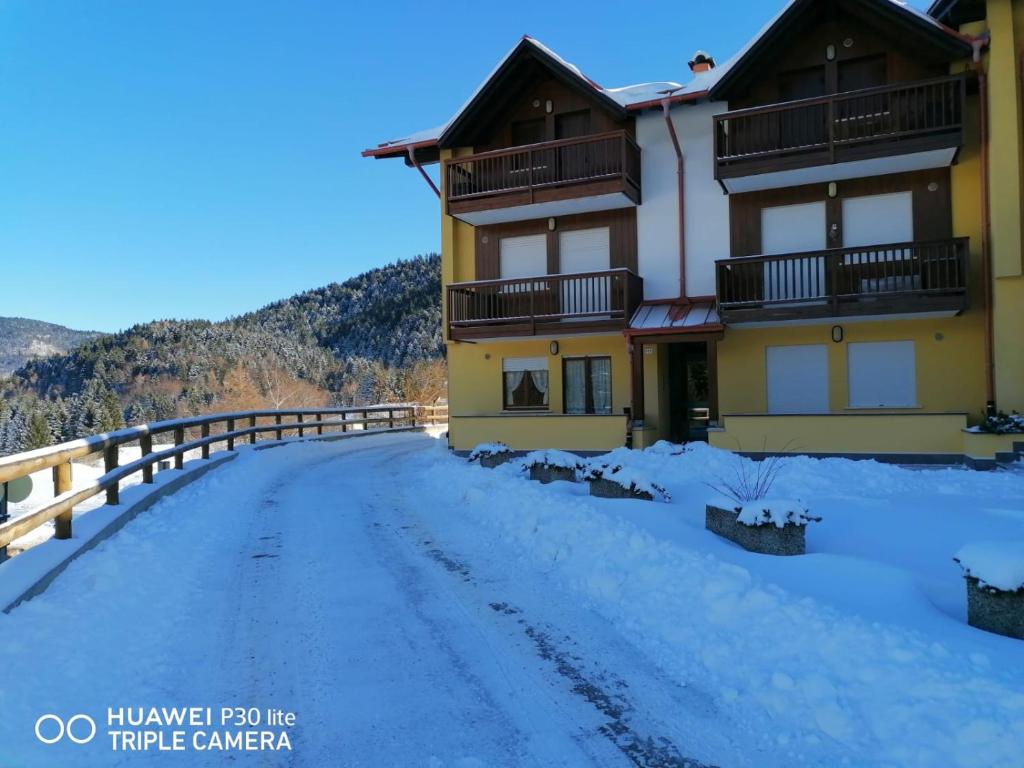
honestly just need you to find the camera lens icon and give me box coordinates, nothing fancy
[35,714,97,745]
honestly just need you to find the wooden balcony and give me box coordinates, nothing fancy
[714,75,967,192]
[716,237,969,324]
[447,268,643,340]
[444,131,641,226]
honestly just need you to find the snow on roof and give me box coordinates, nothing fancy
[367,0,970,155]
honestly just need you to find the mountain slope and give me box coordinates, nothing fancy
[0,317,102,374]
[10,253,442,408]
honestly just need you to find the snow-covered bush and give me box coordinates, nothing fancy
[468,442,512,461]
[954,542,1024,593]
[972,411,1024,435]
[523,450,582,484]
[583,459,669,502]
[733,500,820,528]
[705,452,785,505]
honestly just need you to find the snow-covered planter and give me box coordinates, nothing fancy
[468,442,514,469]
[971,411,1024,435]
[582,461,669,502]
[523,450,582,484]
[705,500,819,556]
[954,543,1024,640]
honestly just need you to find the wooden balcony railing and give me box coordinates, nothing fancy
[447,268,643,340]
[716,237,969,322]
[445,130,641,212]
[714,75,967,179]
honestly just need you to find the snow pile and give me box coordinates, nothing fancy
[468,442,511,461]
[408,441,1024,767]
[522,449,583,470]
[955,542,1024,592]
[733,500,819,528]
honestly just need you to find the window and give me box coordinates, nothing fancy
[499,234,547,280]
[503,357,549,410]
[761,202,827,301]
[766,345,829,414]
[563,357,612,415]
[848,341,917,408]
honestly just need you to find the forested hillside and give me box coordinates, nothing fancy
[0,254,444,454]
[0,317,102,373]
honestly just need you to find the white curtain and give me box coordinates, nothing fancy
[531,370,549,406]
[504,371,525,408]
[564,360,586,414]
[591,358,611,414]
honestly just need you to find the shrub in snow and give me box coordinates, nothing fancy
[523,450,582,484]
[705,497,818,557]
[972,410,1024,435]
[583,460,669,502]
[954,542,1024,640]
[468,442,514,469]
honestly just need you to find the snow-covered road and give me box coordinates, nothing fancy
[0,434,727,767]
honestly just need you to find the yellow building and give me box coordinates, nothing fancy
[366,0,1022,465]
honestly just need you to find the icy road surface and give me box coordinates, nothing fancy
[0,434,727,767]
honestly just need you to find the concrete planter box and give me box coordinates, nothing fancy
[589,477,654,501]
[705,504,806,556]
[479,452,514,469]
[529,465,577,484]
[964,577,1024,640]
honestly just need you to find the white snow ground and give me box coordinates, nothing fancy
[0,433,1022,767]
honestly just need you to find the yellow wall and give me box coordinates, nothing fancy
[446,334,631,450]
[717,316,987,420]
[709,413,968,455]
[451,414,628,452]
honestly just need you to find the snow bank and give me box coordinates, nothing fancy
[522,449,582,470]
[468,442,511,461]
[407,441,1024,767]
[955,542,1024,592]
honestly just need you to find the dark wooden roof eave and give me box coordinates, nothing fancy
[438,38,628,150]
[709,0,975,101]
[361,141,441,166]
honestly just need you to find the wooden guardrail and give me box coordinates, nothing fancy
[0,404,448,555]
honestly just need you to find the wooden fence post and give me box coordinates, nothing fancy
[388,409,395,429]
[141,434,154,484]
[249,415,257,444]
[316,413,323,436]
[275,414,283,440]
[201,423,210,459]
[104,445,119,505]
[53,462,73,539]
[226,419,235,451]
[174,426,185,469]
[297,413,305,438]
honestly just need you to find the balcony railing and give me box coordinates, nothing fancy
[445,131,641,213]
[447,268,643,340]
[714,75,966,180]
[716,237,969,323]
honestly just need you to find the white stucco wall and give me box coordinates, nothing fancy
[636,101,731,299]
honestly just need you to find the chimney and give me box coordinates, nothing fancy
[688,50,715,74]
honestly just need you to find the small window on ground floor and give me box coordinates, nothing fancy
[563,356,612,415]
[766,344,829,414]
[847,341,917,408]
[503,357,549,410]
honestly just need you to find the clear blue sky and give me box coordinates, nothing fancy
[0,0,932,332]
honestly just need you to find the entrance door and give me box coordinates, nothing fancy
[668,343,711,443]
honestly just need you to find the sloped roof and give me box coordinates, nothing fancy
[627,299,723,338]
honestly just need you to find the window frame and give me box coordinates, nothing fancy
[502,358,550,412]
[562,356,613,415]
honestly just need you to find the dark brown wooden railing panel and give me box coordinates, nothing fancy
[714,75,966,177]
[446,131,641,203]
[447,269,642,336]
[716,238,969,320]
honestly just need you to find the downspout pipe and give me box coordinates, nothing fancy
[972,35,996,416]
[408,147,441,198]
[661,96,687,301]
